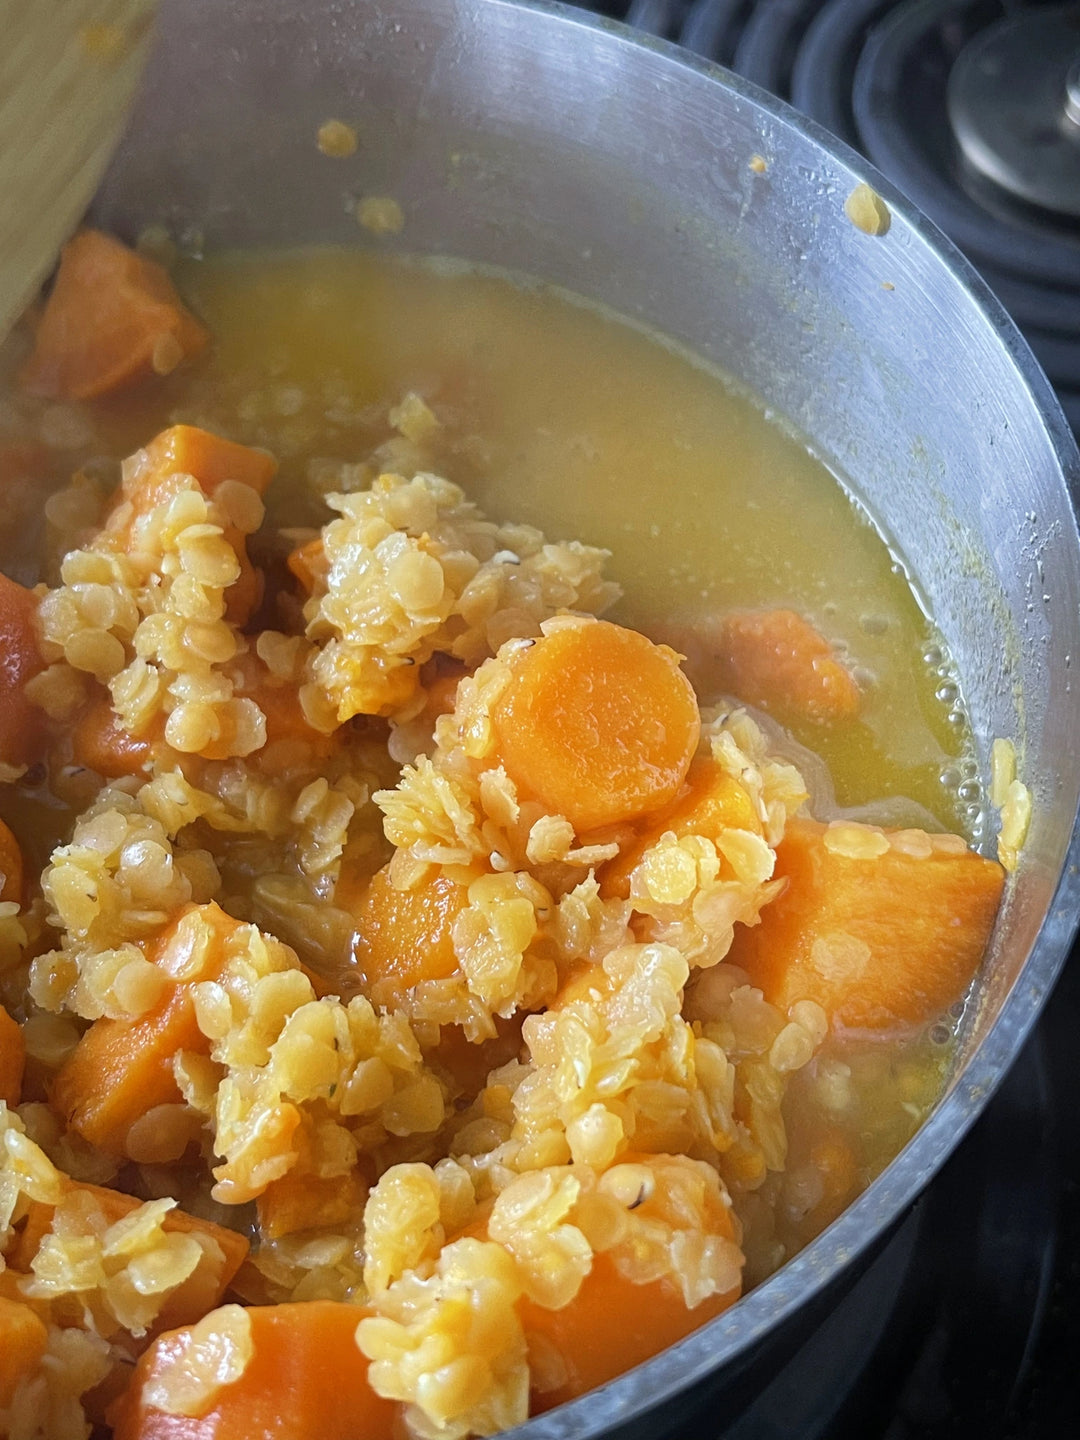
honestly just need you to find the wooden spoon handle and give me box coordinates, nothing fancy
[0,0,157,338]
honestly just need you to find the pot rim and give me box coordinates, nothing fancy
[477,1,1080,1434]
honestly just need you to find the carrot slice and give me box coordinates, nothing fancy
[19,231,209,401]
[0,1295,48,1406]
[727,817,1005,1030]
[684,609,860,725]
[7,1180,248,1334]
[599,752,763,900]
[351,863,468,1007]
[0,1004,24,1109]
[110,1302,396,1440]
[491,620,700,833]
[51,904,240,1156]
[0,572,44,769]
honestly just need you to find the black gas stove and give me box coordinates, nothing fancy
[568,2,1080,1434]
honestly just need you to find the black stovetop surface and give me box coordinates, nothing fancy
[565,1,1080,1433]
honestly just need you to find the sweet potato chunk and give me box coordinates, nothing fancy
[140,426,276,499]
[523,1253,735,1414]
[122,426,275,626]
[677,609,860,725]
[19,232,208,401]
[7,1180,248,1334]
[256,1169,367,1241]
[70,698,159,778]
[727,818,1005,1030]
[0,816,24,904]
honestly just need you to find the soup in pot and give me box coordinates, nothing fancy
[0,233,1022,1438]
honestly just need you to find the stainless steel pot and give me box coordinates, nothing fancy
[91,1,1080,1434]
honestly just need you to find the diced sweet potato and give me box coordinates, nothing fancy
[51,904,240,1156]
[120,426,275,627]
[727,818,1005,1030]
[0,1003,25,1109]
[0,572,44,769]
[110,1302,396,1440]
[351,863,468,1007]
[139,426,276,499]
[286,537,327,595]
[674,609,860,725]
[0,1295,48,1406]
[247,677,333,758]
[599,752,763,900]
[19,232,208,401]
[520,1161,741,1413]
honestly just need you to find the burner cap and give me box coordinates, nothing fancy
[947,6,1080,221]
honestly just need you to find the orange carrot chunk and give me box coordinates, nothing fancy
[70,698,159,779]
[7,1180,248,1333]
[0,1296,48,1407]
[51,904,240,1156]
[0,1004,24,1109]
[19,231,209,401]
[0,816,24,904]
[351,864,468,1007]
[599,752,763,900]
[491,620,700,833]
[727,818,1005,1031]
[524,1252,737,1413]
[51,978,205,1158]
[695,609,860,724]
[110,1302,396,1440]
[286,537,328,595]
[0,572,44,769]
[256,1168,367,1241]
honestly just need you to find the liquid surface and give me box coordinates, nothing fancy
[1,249,969,826]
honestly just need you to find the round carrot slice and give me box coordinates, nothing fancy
[491,620,700,833]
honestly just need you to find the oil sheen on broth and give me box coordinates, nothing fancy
[0,249,974,1271]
